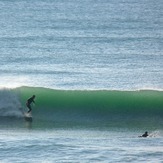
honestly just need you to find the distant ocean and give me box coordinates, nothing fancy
[0,0,163,162]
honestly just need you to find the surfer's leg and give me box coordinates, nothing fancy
[27,104,32,113]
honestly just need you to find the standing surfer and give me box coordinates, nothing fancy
[26,95,36,113]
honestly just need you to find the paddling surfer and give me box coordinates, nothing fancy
[26,95,36,113]
[139,131,148,137]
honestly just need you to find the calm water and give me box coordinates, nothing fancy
[0,0,163,90]
[0,0,163,162]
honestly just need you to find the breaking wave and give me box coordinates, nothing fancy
[0,86,163,129]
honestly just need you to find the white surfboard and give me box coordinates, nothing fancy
[19,108,33,122]
[24,112,33,122]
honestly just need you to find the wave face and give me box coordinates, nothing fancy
[1,87,163,129]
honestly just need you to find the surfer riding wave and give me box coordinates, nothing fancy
[26,95,36,113]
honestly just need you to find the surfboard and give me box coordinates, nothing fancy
[24,112,33,122]
[18,107,33,122]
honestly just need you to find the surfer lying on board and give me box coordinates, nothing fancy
[139,131,148,138]
[26,95,36,113]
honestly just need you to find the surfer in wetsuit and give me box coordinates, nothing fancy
[26,95,36,113]
[139,131,148,137]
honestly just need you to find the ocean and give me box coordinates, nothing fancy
[0,0,163,162]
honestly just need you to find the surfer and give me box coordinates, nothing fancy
[26,95,36,113]
[139,131,148,137]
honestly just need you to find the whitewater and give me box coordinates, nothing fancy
[0,0,163,162]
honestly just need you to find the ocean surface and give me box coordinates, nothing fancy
[0,0,163,162]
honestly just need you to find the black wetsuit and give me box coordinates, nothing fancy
[26,97,35,113]
[142,132,148,137]
[139,132,148,138]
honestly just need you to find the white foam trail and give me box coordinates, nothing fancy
[149,130,161,138]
